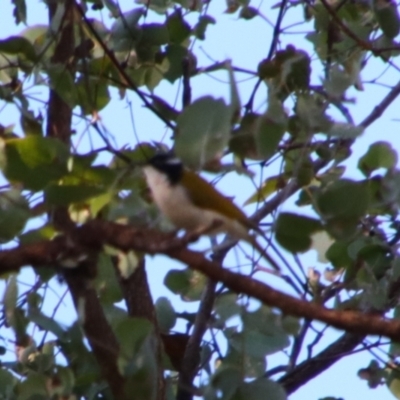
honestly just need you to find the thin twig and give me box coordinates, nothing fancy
[74,3,175,130]
[360,79,400,128]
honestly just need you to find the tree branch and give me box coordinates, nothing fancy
[177,279,217,400]
[360,79,400,128]
[45,3,129,398]
[279,332,365,394]
[115,259,165,399]
[2,220,400,341]
[74,2,175,130]
[64,270,127,399]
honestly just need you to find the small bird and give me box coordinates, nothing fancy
[142,153,280,271]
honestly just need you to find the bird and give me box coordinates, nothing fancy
[142,153,280,271]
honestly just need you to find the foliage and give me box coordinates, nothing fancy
[1,0,400,399]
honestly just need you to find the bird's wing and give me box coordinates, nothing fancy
[181,170,253,229]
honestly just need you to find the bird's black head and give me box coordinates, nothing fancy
[148,153,183,184]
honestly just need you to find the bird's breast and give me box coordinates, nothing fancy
[143,166,208,231]
[143,166,249,239]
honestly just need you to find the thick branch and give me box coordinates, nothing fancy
[64,270,127,399]
[279,332,365,394]
[166,246,400,340]
[177,279,217,400]
[2,220,400,341]
[115,259,166,399]
[45,3,128,397]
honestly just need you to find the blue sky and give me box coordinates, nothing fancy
[1,1,400,399]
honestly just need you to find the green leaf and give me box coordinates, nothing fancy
[316,165,346,185]
[19,225,56,245]
[325,217,360,241]
[255,115,285,160]
[141,23,170,45]
[76,76,110,114]
[16,372,48,400]
[296,93,332,133]
[144,64,165,91]
[358,141,398,177]
[226,60,241,123]
[326,240,353,270]
[0,54,18,84]
[229,113,260,159]
[109,8,144,51]
[0,368,16,399]
[323,64,356,98]
[55,366,75,396]
[255,98,286,160]
[316,179,369,240]
[227,328,289,359]
[164,268,206,301]
[175,96,232,169]
[115,317,153,359]
[0,36,36,61]
[58,323,100,386]
[3,136,69,190]
[0,189,30,243]
[227,305,290,359]
[393,257,400,280]
[374,0,400,39]
[155,297,176,333]
[239,6,259,20]
[164,44,188,82]
[167,10,191,44]
[356,242,391,277]
[224,347,266,378]
[12,0,27,24]
[20,24,48,46]
[102,304,128,328]
[116,250,140,279]
[206,365,242,400]
[103,0,120,17]
[3,275,18,328]
[28,308,66,340]
[317,179,369,219]
[20,110,43,136]
[388,368,400,400]
[45,184,108,206]
[68,162,116,187]
[122,340,158,400]
[265,47,311,100]
[94,254,123,304]
[358,360,384,389]
[282,315,301,336]
[276,213,323,253]
[244,175,285,205]
[46,63,77,108]
[194,15,216,40]
[215,293,241,323]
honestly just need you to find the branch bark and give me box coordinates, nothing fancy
[115,259,166,399]
[279,332,365,394]
[2,220,400,341]
[45,3,128,398]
